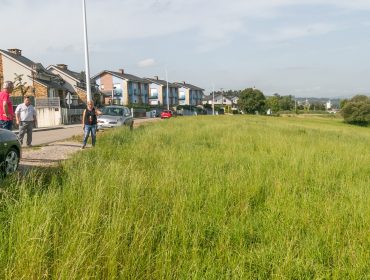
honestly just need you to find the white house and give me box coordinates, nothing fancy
[202,93,232,105]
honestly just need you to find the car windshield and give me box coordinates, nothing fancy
[101,107,123,116]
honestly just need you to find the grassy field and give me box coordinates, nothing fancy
[1,115,369,279]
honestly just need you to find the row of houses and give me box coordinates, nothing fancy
[0,48,205,109]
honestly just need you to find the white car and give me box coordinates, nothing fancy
[97,106,134,130]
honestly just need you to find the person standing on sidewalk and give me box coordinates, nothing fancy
[0,81,15,130]
[15,96,37,147]
[81,100,101,149]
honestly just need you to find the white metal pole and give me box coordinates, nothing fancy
[165,67,169,111]
[212,85,215,115]
[82,0,92,102]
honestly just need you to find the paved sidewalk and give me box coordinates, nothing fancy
[27,125,83,146]
[17,118,161,147]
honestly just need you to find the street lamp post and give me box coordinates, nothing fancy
[165,68,169,111]
[212,85,215,115]
[111,86,116,105]
[220,88,224,106]
[82,0,92,102]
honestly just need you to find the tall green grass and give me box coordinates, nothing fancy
[1,115,370,279]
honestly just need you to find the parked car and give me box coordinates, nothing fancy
[97,105,134,130]
[0,128,21,176]
[161,110,173,119]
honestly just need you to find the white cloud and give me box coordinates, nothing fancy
[257,23,336,42]
[138,58,156,67]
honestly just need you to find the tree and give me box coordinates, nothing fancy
[341,95,370,125]
[310,101,326,111]
[280,95,294,111]
[266,94,280,113]
[266,94,295,112]
[340,99,348,109]
[238,88,266,114]
[13,73,30,97]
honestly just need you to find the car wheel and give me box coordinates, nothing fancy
[4,148,20,175]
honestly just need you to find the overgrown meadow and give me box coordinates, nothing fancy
[0,115,369,279]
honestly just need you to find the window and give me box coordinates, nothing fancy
[48,88,57,98]
[113,83,122,97]
[149,88,158,99]
[179,90,186,100]
[124,108,131,116]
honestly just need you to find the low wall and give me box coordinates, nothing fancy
[37,107,62,127]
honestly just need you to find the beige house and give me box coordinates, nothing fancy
[0,48,66,100]
[144,76,179,107]
[92,69,149,105]
[174,82,204,106]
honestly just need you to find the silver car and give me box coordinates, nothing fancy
[0,128,21,176]
[97,106,134,130]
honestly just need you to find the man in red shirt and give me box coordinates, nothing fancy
[0,81,15,130]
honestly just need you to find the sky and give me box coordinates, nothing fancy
[2,0,370,98]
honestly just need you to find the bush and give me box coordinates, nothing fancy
[341,95,370,125]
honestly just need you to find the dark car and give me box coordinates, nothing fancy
[0,129,21,176]
[97,105,134,130]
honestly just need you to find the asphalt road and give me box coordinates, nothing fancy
[29,118,160,146]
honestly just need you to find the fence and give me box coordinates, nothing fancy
[9,97,85,127]
[61,108,84,124]
[35,97,60,108]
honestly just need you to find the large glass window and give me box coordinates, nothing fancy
[149,88,158,99]
[113,83,122,97]
[179,90,186,100]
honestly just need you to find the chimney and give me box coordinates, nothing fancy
[154,76,159,80]
[57,64,68,70]
[8,48,22,56]
[118,69,124,74]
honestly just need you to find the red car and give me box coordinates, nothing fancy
[160,110,173,119]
